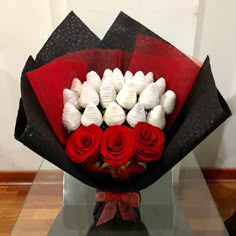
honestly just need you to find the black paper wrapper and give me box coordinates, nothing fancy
[87,221,149,236]
[15,11,231,192]
[101,12,168,51]
[36,12,101,66]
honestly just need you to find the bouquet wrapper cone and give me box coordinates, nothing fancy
[15,12,231,225]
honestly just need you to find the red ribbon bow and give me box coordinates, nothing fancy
[95,191,140,226]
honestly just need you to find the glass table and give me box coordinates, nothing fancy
[11,153,229,236]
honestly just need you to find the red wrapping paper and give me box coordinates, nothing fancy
[27,50,122,144]
[27,36,201,144]
[128,35,201,129]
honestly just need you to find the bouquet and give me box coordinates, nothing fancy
[15,12,231,225]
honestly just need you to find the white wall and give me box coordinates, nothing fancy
[67,0,199,55]
[0,1,52,170]
[0,0,70,170]
[193,0,236,167]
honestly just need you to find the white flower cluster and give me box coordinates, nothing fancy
[62,68,176,132]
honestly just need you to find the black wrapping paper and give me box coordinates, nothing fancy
[87,221,149,236]
[101,12,168,51]
[15,12,231,192]
[36,11,101,66]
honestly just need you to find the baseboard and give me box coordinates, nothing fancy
[0,168,235,185]
[0,170,63,185]
[0,171,36,185]
[201,168,236,182]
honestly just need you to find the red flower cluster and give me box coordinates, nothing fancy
[65,122,165,179]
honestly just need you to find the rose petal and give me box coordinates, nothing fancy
[65,124,103,164]
[101,125,136,167]
[134,122,165,162]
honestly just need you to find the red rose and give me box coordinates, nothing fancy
[134,122,165,162]
[65,124,103,164]
[101,125,136,167]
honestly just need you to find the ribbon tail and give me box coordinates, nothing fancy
[118,201,136,223]
[96,201,117,226]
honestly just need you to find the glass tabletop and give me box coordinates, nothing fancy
[11,153,228,236]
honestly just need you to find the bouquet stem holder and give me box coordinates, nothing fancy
[48,170,192,235]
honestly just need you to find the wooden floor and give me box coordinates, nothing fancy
[208,182,236,221]
[0,182,235,236]
[0,186,30,236]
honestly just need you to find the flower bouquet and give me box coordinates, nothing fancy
[15,12,231,226]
